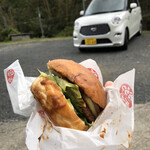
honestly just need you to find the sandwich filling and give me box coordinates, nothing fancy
[39,69,102,128]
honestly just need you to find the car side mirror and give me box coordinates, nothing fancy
[130,3,137,9]
[80,10,84,16]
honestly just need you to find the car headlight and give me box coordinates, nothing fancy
[74,21,80,30]
[112,17,121,25]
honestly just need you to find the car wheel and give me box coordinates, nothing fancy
[137,22,142,36]
[121,29,129,50]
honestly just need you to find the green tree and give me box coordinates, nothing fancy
[0,0,149,42]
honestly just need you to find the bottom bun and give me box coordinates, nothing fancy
[31,76,88,131]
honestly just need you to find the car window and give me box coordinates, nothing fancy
[85,0,126,15]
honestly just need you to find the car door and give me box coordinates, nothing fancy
[128,0,137,37]
[134,0,142,32]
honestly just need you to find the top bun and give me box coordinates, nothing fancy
[47,59,106,108]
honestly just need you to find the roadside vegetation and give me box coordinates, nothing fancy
[0,0,150,43]
[0,37,73,46]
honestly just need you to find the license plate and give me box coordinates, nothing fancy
[85,38,97,45]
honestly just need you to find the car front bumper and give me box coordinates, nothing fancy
[73,24,125,48]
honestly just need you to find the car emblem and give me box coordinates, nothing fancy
[91,27,97,32]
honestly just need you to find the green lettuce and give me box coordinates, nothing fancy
[54,75,86,118]
[38,69,56,82]
[39,70,91,127]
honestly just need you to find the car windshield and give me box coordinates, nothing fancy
[85,0,126,15]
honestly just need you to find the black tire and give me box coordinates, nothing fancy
[137,22,142,36]
[121,29,129,50]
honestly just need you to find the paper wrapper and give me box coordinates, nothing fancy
[4,59,135,150]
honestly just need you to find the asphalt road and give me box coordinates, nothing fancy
[0,35,150,150]
[0,35,150,121]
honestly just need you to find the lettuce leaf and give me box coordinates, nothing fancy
[65,88,85,118]
[39,70,88,124]
[54,75,86,118]
[54,76,78,92]
[38,70,56,82]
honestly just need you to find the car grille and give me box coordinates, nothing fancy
[80,24,110,36]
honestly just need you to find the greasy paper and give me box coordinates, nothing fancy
[4,59,135,150]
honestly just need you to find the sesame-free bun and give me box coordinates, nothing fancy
[47,59,106,108]
[31,76,87,131]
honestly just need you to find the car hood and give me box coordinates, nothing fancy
[75,11,126,26]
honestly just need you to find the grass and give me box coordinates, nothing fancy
[142,30,150,35]
[0,36,72,46]
[0,30,149,46]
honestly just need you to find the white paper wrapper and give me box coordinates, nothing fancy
[4,59,135,150]
[4,60,36,116]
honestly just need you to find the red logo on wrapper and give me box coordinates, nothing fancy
[38,110,46,119]
[88,68,99,79]
[120,84,133,108]
[7,69,15,84]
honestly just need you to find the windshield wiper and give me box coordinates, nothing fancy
[88,10,123,15]
[88,11,109,15]
[106,10,123,13]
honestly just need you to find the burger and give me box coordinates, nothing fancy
[31,59,106,131]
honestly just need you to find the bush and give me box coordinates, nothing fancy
[0,27,20,42]
[0,28,8,42]
[55,26,73,37]
[9,28,20,35]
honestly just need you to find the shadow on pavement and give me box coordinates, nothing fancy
[78,34,142,53]
[78,47,124,53]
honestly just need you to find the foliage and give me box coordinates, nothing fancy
[0,0,149,42]
[140,0,150,30]
[9,27,20,35]
[55,26,73,37]
[0,27,20,42]
[0,28,8,42]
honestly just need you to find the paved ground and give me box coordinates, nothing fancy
[0,35,150,149]
[0,103,149,150]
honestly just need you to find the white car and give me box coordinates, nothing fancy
[73,0,142,50]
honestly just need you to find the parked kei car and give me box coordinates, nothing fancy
[73,0,142,50]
